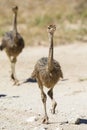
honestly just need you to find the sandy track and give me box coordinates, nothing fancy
[0,43,87,130]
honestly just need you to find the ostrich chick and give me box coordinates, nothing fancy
[0,6,25,85]
[31,24,63,124]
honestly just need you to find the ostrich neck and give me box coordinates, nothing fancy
[48,34,54,71]
[13,13,17,35]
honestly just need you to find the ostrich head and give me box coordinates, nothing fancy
[47,24,56,35]
[12,6,18,14]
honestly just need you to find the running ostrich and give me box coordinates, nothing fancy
[0,6,25,85]
[31,24,63,124]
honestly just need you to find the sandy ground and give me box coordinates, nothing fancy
[0,43,87,130]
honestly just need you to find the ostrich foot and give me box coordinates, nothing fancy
[13,79,20,86]
[11,74,20,86]
[42,116,49,124]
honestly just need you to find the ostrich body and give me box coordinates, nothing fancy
[0,6,25,85]
[31,25,63,123]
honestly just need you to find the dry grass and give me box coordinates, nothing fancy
[0,0,87,46]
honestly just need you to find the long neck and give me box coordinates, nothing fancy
[13,12,17,35]
[48,33,54,71]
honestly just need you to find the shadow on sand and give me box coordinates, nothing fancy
[23,78,37,84]
[0,94,20,99]
[76,118,87,125]
[0,94,7,98]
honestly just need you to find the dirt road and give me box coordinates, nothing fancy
[0,43,87,130]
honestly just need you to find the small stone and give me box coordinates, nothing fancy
[68,116,80,124]
[1,127,5,130]
[75,118,81,124]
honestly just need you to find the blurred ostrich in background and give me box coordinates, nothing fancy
[0,6,25,85]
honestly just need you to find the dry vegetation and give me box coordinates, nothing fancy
[0,0,87,46]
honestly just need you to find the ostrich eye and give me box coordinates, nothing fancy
[48,26,50,29]
[15,6,18,10]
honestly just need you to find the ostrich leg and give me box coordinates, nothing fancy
[10,57,19,85]
[48,88,57,114]
[38,78,49,124]
[41,88,48,124]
